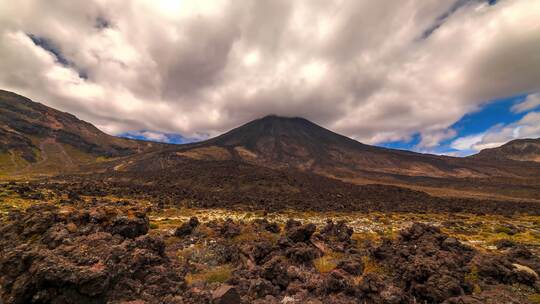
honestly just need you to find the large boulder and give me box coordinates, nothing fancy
[285,243,321,264]
[174,217,200,237]
[474,254,538,286]
[220,219,242,239]
[336,259,364,276]
[212,285,241,304]
[248,278,278,299]
[320,220,353,243]
[285,222,316,243]
[321,270,353,294]
[262,256,291,289]
[252,219,280,234]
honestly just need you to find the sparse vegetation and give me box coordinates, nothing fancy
[464,265,482,294]
[529,293,540,304]
[185,264,233,285]
[0,152,29,177]
[361,255,385,275]
[494,225,516,235]
[314,251,344,273]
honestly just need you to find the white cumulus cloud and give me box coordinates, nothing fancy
[0,0,539,147]
[512,93,540,113]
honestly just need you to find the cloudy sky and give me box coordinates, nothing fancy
[0,0,539,155]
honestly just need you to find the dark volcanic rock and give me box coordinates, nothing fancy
[321,270,353,294]
[249,278,278,298]
[285,243,321,264]
[0,202,184,304]
[474,254,538,286]
[336,259,364,275]
[219,219,242,239]
[249,240,275,264]
[372,223,476,303]
[262,256,291,289]
[285,222,316,243]
[212,285,241,304]
[2,200,538,304]
[507,245,540,275]
[495,239,516,249]
[175,216,200,237]
[443,288,529,304]
[320,220,353,243]
[110,212,149,238]
[253,218,280,233]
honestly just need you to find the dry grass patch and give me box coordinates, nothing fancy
[464,265,482,294]
[185,264,233,285]
[314,251,344,273]
[177,244,204,264]
[0,192,35,214]
[529,293,540,304]
[176,146,231,161]
[361,256,385,275]
[234,146,258,159]
[233,229,279,244]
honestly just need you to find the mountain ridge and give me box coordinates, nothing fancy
[0,90,164,177]
[472,137,540,163]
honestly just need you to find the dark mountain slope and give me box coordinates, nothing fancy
[159,115,540,180]
[472,138,540,163]
[51,156,540,215]
[110,115,540,201]
[0,90,163,177]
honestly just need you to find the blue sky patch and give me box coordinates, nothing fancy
[28,34,69,66]
[118,130,202,144]
[379,93,537,156]
[379,134,421,151]
[28,34,89,80]
[450,94,527,137]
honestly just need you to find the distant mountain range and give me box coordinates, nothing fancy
[1,89,540,201]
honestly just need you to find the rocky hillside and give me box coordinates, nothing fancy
[0,90,162,177]
[473,138,540,163]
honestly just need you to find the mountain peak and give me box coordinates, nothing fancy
[259,114,310,121]
[246,114,316,129]
[175,113,379,171]
[205,114,363,150]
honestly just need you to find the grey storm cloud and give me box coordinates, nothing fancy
[0,0,539,147]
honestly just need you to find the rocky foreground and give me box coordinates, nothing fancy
[1,199,540,303]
